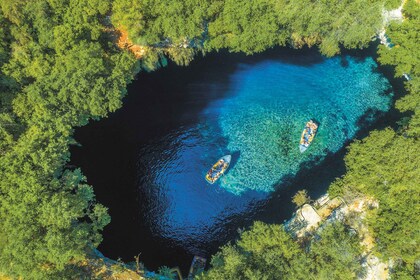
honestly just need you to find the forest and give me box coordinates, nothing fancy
[0,0,138,278]
[0,0,418,279]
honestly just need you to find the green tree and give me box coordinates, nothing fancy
[378,0,420,137]
[112,0,209,46]
[309,223,365,279]
[0,0,418,278]
[200,221,365,280]
[207,0,281,54]
[112,0,390,62]
[0,0,136,278]
[198,222,308,280]
[292,189,310,207]
[329,128,420,277]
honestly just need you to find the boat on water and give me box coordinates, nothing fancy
[188,256,207,279]
[299,120,318,153]
[205,155,231,184]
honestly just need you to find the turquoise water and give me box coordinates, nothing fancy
[72,51,393,267]
[139,54,391,246]
[205,56,391,193]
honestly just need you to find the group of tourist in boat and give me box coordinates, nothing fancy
[205,155,231,184]
[206,120,318,183]
[299,120,318,153]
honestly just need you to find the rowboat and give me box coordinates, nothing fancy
[299,120,318,153]
[205,155,231,184]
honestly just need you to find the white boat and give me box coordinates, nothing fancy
[205,155,231,184]
[299,120,318,153]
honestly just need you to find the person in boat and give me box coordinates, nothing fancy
[309,120,317,129]
[214,164,222,174]
[208,170,213,180]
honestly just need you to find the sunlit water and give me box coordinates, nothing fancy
[72,50,393,270]
[138,55,391,250]
[217,58,391,193]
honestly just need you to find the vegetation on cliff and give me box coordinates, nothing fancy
[330,1,420,277]
[112,0,402,65]
[198,222,364,280]
[0,0,137,278]
[0,0,418,278]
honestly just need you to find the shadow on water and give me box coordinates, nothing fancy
[311,118,321,128]
[340,56,350,68]
[70,44,404,273]
[225,151,241,173]
[203,46,325,68]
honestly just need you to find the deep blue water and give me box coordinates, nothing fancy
[71,48,394,272]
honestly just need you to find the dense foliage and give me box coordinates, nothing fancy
[206,0,386,56]
[198,221,364,280]
[330,129,419,278]
[0,0,137,278]
[0,0,418,279]
[112,0,402,62]
[329,1,420,278]
[112,0,209,46]
[378,0,420,137]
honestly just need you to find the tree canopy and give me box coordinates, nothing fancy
[329,129,420,277]
[112,0,395,59]
[198,221,364,280]
[378,0,420,137]
[0,0,137,278]
[329,2,420,277]
[0,0,418,278]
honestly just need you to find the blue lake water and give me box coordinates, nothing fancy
[72,49,393,271]
[211,57,391,193]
